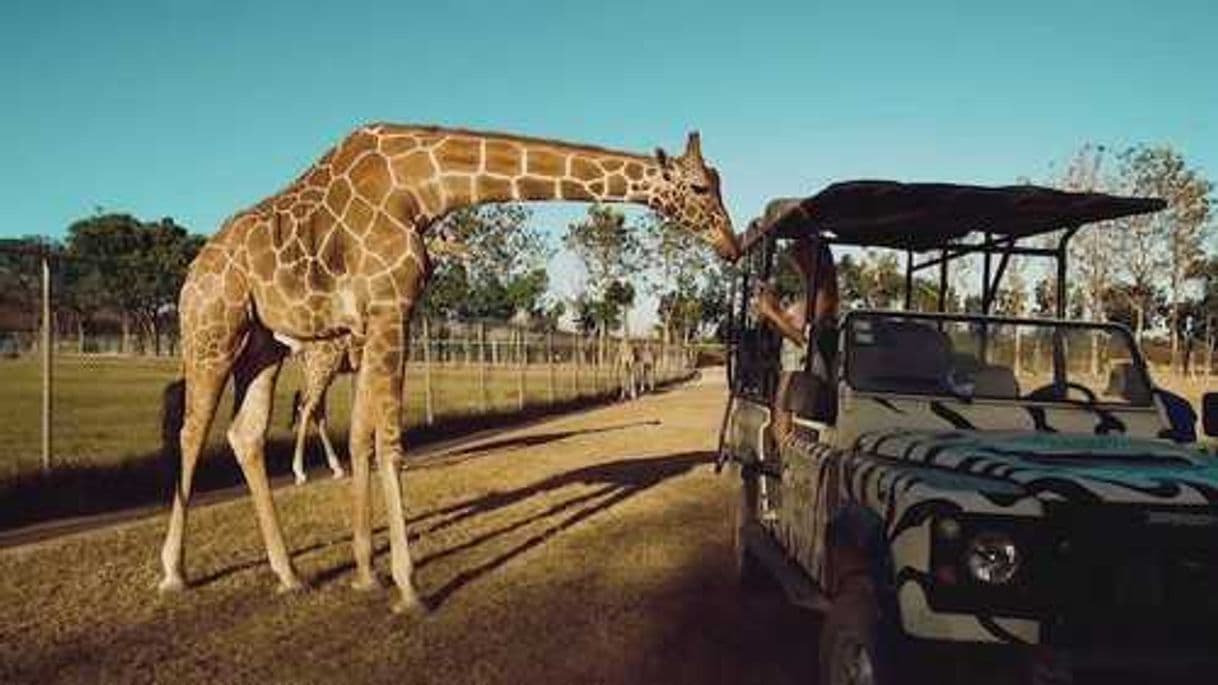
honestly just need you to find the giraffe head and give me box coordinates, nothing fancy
[651,132,740,261]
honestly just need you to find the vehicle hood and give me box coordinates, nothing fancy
[854,429,1218,507]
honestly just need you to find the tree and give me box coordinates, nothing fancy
[0,237,50,333]
[64,214,203,354]
[1117,145,1214,368]
[419,203,553,320]
[993,258,1029,317]
[564,205,642,336]
[838,250,904,309]
[1057,144,1119,326]
[59,254,108,352]
[642,211,719,343]
[1183,256,1218,377]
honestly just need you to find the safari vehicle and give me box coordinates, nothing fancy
[718,181,1218,684]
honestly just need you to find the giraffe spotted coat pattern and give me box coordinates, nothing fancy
[158,123,739,612]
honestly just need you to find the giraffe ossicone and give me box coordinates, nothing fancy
[157,123,738,612]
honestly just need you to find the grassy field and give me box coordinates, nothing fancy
[0,373,817,684]
[0,355,676,481]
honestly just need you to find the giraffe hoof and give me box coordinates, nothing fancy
[277,577,307,595]
[351,575,383,592]
[331,469,346,480]
[157,575,187,594]
[392,594,427,616]
[294,474,307,486]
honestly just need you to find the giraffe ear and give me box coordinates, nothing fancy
[655,147,673,179]
[684,132,702,162]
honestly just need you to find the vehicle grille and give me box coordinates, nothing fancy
[1041,505,1218,650]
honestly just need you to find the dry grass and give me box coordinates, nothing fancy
[0,374,815,684]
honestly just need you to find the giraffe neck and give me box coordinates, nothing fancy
[378,126,664,223]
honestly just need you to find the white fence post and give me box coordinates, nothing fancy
[41,251,52,474]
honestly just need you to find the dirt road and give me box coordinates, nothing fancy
[0,370,816,684]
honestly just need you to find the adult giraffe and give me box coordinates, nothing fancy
[157,123,739,613]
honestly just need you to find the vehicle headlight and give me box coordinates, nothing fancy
[965,532,1020,584]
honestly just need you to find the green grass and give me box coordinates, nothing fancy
[0,356,684,482]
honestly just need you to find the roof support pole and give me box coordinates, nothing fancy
[904,250,914,310]
[937,249,948,313]
[982,232,992,315]
[981,240,1014,314]
[1055,228,1078,319]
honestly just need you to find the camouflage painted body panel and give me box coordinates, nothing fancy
[766,385,1216,645]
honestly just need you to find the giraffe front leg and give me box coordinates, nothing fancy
[159,368,227,593]
[364,311,423,614]
[348,364,381,592]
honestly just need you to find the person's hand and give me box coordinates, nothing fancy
[752,282,782,319]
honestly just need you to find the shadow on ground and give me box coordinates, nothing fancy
[0,376,692,533]
[194,450,714,609]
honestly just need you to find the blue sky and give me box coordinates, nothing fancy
[3,0,1215,326]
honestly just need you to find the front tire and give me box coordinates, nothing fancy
[819,580,898,685]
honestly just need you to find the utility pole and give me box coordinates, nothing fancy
[41,247,52,473]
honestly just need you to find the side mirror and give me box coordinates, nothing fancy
[1203,393,1218,438]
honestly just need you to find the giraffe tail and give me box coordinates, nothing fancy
[161,378,186,481]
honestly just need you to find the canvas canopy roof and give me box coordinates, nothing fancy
[741,180,1165,252]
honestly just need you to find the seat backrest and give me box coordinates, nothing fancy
[973,365,1019,398]
[850,319,952,393]
[1105,362,1150,404]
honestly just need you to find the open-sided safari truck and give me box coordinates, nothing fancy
[719,181,1218,684]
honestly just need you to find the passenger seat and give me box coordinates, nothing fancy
[973,365,1019,398]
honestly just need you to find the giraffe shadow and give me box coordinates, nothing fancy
[198,451,713,607]
[411,419,662,469]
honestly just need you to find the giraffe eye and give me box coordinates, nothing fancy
[690,183,709,194]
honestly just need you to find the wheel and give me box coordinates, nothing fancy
[819,580,899,685]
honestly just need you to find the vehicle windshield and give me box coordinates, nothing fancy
[844,312,1153,406]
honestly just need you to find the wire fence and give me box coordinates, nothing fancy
[0,314,695,483]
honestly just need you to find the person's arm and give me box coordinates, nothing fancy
[753,284,807,346]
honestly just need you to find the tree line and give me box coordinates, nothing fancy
[0,214,202,354]
[0,202,730,356]
[1,142,1210,361]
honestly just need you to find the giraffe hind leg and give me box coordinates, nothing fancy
[316,411,346,479]
[291,396,316,485]
[228,328,303,592]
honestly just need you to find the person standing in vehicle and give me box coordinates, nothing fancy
[752,236,839,439]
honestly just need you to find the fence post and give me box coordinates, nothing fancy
[546,331,555,403]
[41,251,52,474]
[478,321,489,413]
[514,328,525,410]
[422,317,435,426]
[574,334,581,398]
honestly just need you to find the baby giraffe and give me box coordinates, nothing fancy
[288,231,469,484]
[289,337,356,484]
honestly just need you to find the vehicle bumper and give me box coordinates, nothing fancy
[905,640,1218,684]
